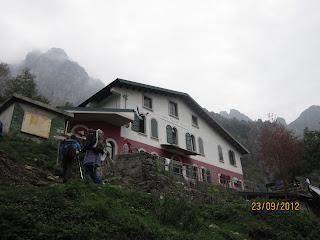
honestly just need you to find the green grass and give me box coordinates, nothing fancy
[0,135,319,239]
[0,135,58,172]
[0,182,319,240]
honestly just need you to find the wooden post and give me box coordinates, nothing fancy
[56,140,60,167]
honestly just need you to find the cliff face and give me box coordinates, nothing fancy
[219,109,252,122]
[12,48,104,106]
[288,105,320,135]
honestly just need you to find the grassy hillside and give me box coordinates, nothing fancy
[1,182,319,240]
[0,135,319,240]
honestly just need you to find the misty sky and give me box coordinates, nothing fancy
[1,0,320,123]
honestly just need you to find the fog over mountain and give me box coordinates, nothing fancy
[288,105,320,136]
[219,109,252,122]
[11,48,104,106]
[7,48,320,136]
[275,117,287,127]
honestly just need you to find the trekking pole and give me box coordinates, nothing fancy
[77,156,84,180]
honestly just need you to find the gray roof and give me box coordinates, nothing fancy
[79,78,250,154]
[0,94,73,118]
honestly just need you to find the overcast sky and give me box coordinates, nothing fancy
[1,0,320,123]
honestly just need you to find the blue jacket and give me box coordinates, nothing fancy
[60,139,81,154]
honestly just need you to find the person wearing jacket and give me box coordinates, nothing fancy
[83,129,105,184]
[60,134,81,183]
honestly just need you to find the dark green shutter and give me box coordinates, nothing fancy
[139,116,145,133]
[132,113,140,132]
[186,133,191,150]
[167,125,173,144]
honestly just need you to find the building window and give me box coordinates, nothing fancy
[143,96,152,110]
[132,113,146,133]
[169,101,178,117]
[106,141,115,159]
[201,168,211,183]
[186,133,196,152]
[171,156,182,175]
[229,150,236,166]
[192,165,198,179]
[192,115,198,127]
[206,170,212,183]
[150,118,158,139]
[186,165,198,179]
[198,137,204,155]
[167,125,178,144]
[138,148,146,153]
[219,174,230,185]
[218,145,224,162]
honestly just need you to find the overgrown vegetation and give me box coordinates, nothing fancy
[0,135,58,172]
[1,182,319,240]
[0,135,319,239]
[210,113,320,185]
[0,63,49,104]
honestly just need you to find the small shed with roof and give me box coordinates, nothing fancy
[0,94,73,139]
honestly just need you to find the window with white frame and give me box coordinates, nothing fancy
[218,145,224,162]
[167,125,178,144]
[228,150,236,166]
[192,115,198,127]
[143,96,152,110]
[132,113,146,134]
[150,118,158,139]
[169,101,178,117]
[186,133,196,152]
[198,137,204,155]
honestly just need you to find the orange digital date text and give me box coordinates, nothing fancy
[251,201,300,211]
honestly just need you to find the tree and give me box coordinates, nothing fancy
[3,68,49,104]
[259,122,303,186]
[0,63,11,102]
[301,129,320,172]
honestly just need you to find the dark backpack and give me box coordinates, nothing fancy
[60,140,77,159]
[84,130,97,150]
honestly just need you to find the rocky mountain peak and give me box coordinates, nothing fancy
[44,48,69,61]
[219,109,252,122]
[12,48,104,106]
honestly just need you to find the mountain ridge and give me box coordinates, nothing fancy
[11,48,104,106]
[288,105,320,135]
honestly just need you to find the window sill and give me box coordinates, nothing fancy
[192,124,199,128]
[151,136,159,141]
[138,132,147,137]
[219,160,224,163]
[143,106,153,112]
[169,114,179,120]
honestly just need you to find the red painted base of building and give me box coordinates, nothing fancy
[70,121,243,189]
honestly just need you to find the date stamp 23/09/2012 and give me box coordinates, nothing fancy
[251,201,300,211]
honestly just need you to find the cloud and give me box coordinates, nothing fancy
[0,0,319,122]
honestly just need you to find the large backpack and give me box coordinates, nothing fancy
[84,130,97,150]
[60,140,77,159]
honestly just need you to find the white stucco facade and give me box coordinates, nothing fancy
[94,86,244,175]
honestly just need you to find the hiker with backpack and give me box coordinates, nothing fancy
[83,129,105,184]
[60,134,81,183]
